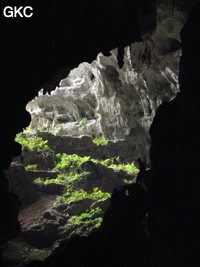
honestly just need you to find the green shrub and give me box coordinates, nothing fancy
[66,207,103,237]
[93,156,139,175]
[100,156,120,166]
[15,134,51,152]
[77,114,87,131]
[92,137,109,146]
[53,154,138,185]
[123,178,136,184]
[23,127,34,134]
[54,153,90,172]
[25,164,38,170]
[35,176,63,185]
[56,188,110,205]
[109,161,139,175]
[53,153,91,185]
[67,207,102,228]
[94,112,100,119]
[22,249,52,262]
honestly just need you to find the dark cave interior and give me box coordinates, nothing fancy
[1,0,200,266]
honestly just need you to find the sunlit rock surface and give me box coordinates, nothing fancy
[26,3,186,163]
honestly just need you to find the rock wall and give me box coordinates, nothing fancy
[5,162,38,204]
[22,132,147,166]
[26,2,187,163]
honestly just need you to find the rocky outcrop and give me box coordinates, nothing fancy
[5,162,38,204]
[21,210,66,247]
[22,132,148,164]
[25,2,187,164]
[26,184,148,267]
[15,158,132,247]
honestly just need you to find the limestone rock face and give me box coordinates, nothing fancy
[26,3,185,162]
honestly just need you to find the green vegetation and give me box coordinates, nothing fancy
[94,112,100,119]
[77,114,87,131]
[23,126,34,134]
[63,207,103,237]
[51,154,138,186]
[55,188,110,205]
[22,249,52,262]
[109,161,139,175]
[34,153,91,186]
[15,127,138,237]
[100,156,120,166]
[25,164,38,171]
[35,172,88,186]
[123,178,135,184]
[51,153,91,185]
[67,207,103,229]
[15,133,51,152]
[97,156,139,175]
[54,153,90,172]
[92,137,109,146]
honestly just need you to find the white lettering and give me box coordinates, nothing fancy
[3,6,33,18]
[3,6,13,17]
[23,6,33,18]
[14,6,23,17]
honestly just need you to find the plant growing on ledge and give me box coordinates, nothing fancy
[54,153,91,172]
[22,126,34,134]
[97,156,138,174]
[22,248,52,262]
[55,188,110,205]
[109,161,139,175]
[77,114,87,131]
[67,207,103,233]
[25,164,38,171]
[92,137,109,146]
[94,112,100,119]
[15,133,51,152]
[54,153,139,181]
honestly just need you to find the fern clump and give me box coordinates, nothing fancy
[15,133,51,152]
[92,137,109,146]
[55,187,111,205]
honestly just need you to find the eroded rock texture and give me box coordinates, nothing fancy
[26,2,187,164]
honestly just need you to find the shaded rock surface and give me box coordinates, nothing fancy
[21,147,57,170]
[5,157,130,249]
[26,170,58,182]
[22,132,142,164]
[26,184,148,267]
[18,195,60,248]
[5,162,38,204]
[73,162,126,192]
